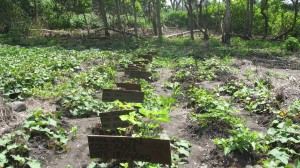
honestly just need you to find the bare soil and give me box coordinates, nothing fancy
[158,56,300,168]
[2,55,300,168]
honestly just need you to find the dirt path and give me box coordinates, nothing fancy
[41,117,99,168]
[152,68,210,168]
[151,68,173,97]
[154,66,271,168]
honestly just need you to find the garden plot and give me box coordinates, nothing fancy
[160,53,300,168]
[1,40,300,168]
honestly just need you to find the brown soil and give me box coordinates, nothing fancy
[158,56,300,168]
[43,56,298,168]
[37,117,99,168]
[2,55,300,168]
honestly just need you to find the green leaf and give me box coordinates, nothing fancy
[33,110,43,118]
[0,138,11,147]
[119,114,130,121]
[47,118,57,127]
[224,146,231,155]
[277,122,285,129]
[11,154,26,164]
[87,162,97,168]
[155,115,171,122]
[0,152,8,166]
[178,147,190,157]
[23,121,36,128]
[175,140,190,148]
[139,108,150,118]
[59,136,69,144]
[7,143,19,150]
[27,159,41,168]
[294,159,300,168]
[267,128,276,135]
[251,142,256,150]
[269,148,290,165]
[24,134,30,141]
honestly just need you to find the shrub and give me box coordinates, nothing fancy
[164,10,188,28]
[284,37,300,52]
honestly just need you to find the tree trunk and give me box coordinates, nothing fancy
[34,0,38,23]
[248,0,253,37]
[151,1,158,35]
[244,0,249,38]
[115,0,122,30]
[216,0,221,33]
[260,0,269,39]
[170,0,182,10]
[83,13,90,34]
[187,0,194,40]
[222,0,231,45]
[99,0,110,37]
[132,0,138,36]
[274,0,299,40]
[170,0,176,10]
[156,0,162,37]
[197,0,209,40]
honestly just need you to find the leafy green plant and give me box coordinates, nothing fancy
[71,125,78,140]
[60,88,108,117]
[188,87,244,135]
[245,69,255,80]
[170,139,191,167]
[264,118,300,167]
[188,87,232,113]
[214,126,266,155]
[22,110,69,148]
[120,107,171,138]
[284,37,300,52]
[0,131,41,168]
[219,81,245,95]
[220,80,275,114]
[0,109,69,168]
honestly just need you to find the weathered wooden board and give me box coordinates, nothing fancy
[124,68,147,75]
[147,51,158,55]
[88,135,172,165]
[127,70,152,80]
[116,83,141,91]
[138,54,153,62]
[126,64,146,71]
[102,89,144,103]
[132,60,150,65]
[100,110,134,129]
[128,64,146,69]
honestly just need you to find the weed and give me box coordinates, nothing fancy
[214,126,265,155]
[0,109,69,168]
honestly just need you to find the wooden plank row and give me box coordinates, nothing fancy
[102,89,144,103]
[88,135,171,165]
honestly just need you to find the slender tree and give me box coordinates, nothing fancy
[132,0,138,36]
[260,0,269,39]
[197,0,209,40]
[151,0,158,35]
[170,0,182,10]
[248,0,253,37]
[115,0,122,30]
[34,0,38,23]
[156,0,162,37]
[186,0,194,40]
[222,0,231,45]
[244,0,253,38]
[244,0,249,38]
[99,0,109,37]
[274,0,299,40]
